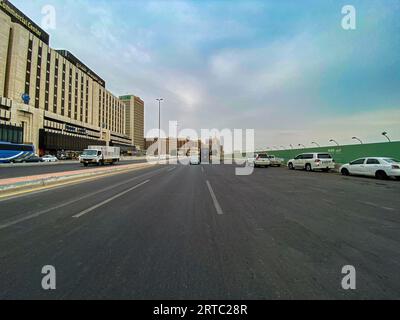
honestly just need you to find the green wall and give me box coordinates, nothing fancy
[263,141,400,165]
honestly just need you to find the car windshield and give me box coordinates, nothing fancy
[383,158,400,164]
[258,154,268,158]
[82,150,97,156]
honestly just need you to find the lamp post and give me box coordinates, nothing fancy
[382,131,391,142]
[352,136,363,144]
[156,98,163,158]
[298,143,306,148]
[311,142,320,147]
[329,139,339,146]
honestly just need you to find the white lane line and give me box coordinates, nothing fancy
[206,180,223,215]
[358,201,395,211]
[0,168,164,230]
[73,180,150,218]
[167,167,176,172]
[201,166,205,173]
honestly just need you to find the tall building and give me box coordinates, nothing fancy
[0,0,138,154]
[120,95,144,150]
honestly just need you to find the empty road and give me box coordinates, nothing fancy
[0,164,399,299]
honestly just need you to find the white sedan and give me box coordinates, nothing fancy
[340,157,400,180]
[41,155,58,162]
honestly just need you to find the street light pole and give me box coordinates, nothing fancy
[329,139,339,146]
[352,136,363,144]
[382,131,391,142]
[156,98,164,158]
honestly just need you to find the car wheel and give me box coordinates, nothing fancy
[375,170,388,180]
[305,163,312,172]
[341,168,350,176]
[288,163,294,170]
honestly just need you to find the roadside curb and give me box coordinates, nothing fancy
[0,162,154,198]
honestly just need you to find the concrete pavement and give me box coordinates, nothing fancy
[0,164,399,299]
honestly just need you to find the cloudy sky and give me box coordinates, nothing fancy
[13,0,400,149]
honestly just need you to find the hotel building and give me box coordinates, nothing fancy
[0,0,144,154]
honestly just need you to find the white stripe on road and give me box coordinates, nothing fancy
[201,166,204,173]
[0,167,166,230]
[206,180,223,215]
[73,180,150,218]
[167,167,176,172]
[358,201,395,211]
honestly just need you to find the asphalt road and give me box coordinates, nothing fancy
[0,159,147,179]
[0,164,399,299]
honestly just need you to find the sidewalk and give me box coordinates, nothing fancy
[0,162,153,194]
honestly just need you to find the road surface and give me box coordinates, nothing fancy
[0,164,399,299]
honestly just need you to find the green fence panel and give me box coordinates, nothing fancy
[263,141,400,165]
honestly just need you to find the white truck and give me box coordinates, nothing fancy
[79,146,120,167]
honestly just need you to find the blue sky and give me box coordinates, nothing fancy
[13,0,400,148]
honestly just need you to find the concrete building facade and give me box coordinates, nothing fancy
[0,0,142,155]
[120,95,144,150]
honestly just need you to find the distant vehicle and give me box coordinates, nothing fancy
[340,157,400,180]
[190,154,200,165]
[57,153,67,160]
[79,146,120,166]
[254,153,271,168]
[25,155,44,163]
[0,142,35,163]
[42,155,58,162]
[13,154,43,163]
[267,155,283,167]
[288,153,335,172]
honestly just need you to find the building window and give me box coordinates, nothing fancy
[25,38,33,96]
[44,51,51,111]
[53,56,59,113]
[34,45,42,108]
[85,79,89,123]
[68,68,72,118]
[75,71,78,119]
[61,63,66,116]
[80,76,84,122]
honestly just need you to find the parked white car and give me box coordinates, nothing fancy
[340,157,400,180]
[267,155,283,167]
[41,155,58,162]
[288,153,335,172]
[254,153,271,168]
